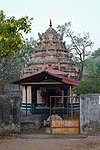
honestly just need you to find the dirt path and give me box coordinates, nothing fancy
[0,133,100,150]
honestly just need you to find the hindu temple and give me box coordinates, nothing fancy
[13,20,80,134]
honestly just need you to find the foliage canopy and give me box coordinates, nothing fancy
[0,10,33,58]
[75,48,100,94]
[0,38,36,82]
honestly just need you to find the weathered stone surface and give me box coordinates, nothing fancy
[0,95,21,135]
[23,24,80,80]
[21,114,42,131]
[80,94,100,134]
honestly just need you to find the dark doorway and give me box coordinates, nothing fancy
[47,88,56,107]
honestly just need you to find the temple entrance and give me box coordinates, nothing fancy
[47,87,63,107]
[37,86,63,108]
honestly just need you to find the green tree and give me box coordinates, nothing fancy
[75,49,100,94]
[57,22,93,81]
[91,48,100,61]
[0,10,33,58]
[0,38,36,82]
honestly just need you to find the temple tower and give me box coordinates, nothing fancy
[23,20,80,80]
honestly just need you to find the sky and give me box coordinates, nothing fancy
[1,0,100,51]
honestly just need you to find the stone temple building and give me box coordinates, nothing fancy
[13,20,80,134]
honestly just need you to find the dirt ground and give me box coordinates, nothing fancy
[0,132,100,150]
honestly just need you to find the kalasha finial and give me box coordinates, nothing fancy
[49,19,52,27]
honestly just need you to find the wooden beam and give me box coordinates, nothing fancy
[22,82,63,85]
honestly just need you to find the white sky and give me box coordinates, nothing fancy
[1,0,100,50]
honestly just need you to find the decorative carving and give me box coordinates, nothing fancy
[23,22,80,80]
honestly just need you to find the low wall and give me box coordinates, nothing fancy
[0,95,21,135]
[80,94,100,134]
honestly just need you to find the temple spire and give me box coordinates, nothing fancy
[49,19,52,27]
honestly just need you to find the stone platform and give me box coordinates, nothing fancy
[21,114,42,132]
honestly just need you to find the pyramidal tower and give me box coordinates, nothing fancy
[23,20,80,80]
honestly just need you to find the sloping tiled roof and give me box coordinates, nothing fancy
[46,72,80,86]
[12,68,80,86]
